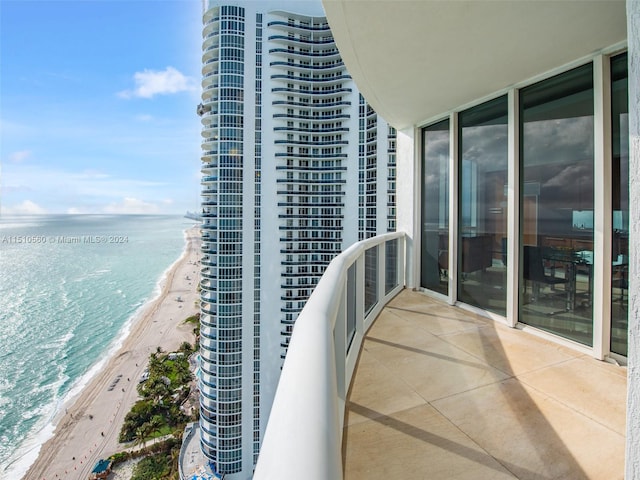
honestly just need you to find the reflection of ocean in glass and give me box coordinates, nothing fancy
[572,210,593,231]
[0,215,190,477]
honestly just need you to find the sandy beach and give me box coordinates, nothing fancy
[22,226,201,480]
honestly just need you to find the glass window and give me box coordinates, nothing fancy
[421,119,449,295]
[519,63,594,345]
[458,96,508,315]
[611,52,629,356]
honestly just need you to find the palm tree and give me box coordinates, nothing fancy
[135,423,152,447]
[169,446,180,478]
[148,415,164,436]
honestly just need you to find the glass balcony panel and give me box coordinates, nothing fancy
[364,246,378,314]
[385,238,398,295]
[346,264,356,351]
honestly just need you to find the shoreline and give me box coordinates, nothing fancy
[20,226,201,480]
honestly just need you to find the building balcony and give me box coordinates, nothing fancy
[201,266,217,278]
[268,34,335,46]
[271,86,352,96]
[343,289,625,479]
[201,304,217,318]
[254,232,626,480]
[273,124,350,133]
[200,325,217,341]
[271,73,351,84]
[266,20,331,33]
[274,139,349,147]
[269,47,341,59]
[201,138,217,150]
[272,112,350,121]
[200,313,216,329]
[269,60,345,72]
[200,125,220,137]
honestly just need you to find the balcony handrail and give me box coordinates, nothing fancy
[254,231,406,480]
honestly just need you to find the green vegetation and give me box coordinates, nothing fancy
[184,313,200,340]
[109,438,181,480]
[119,345,195,444]
[131,453,173,480]
[113,312,200,479]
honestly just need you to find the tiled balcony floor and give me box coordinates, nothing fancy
[343,290,627,480]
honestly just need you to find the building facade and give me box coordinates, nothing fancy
[197,1,396,476]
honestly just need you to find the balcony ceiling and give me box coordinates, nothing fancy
[322,0,627,129]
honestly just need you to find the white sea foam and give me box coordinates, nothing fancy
[39,332,74,352]
[0,216,190,479]
[0,420,56,480]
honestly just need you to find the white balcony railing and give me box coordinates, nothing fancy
[254,232,406,479]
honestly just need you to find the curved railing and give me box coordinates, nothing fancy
[178,422,197,480]
[254,232,406,479]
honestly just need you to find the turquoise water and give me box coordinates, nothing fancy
[0,215,192,478]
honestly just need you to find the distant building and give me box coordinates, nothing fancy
[197,1,396,477]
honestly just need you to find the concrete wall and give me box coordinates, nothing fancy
[395,128,416,288]
[626,1,640,478]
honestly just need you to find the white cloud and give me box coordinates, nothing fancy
[8,150,32,163]
[135,114,154,122]
[2,200,47,215]
[118,67,196,99]
[102,197,160,214]
[1,163,190,215]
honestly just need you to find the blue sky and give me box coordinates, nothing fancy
[0,0,203,215]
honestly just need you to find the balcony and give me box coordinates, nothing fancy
[343,289,625,479]
[254,232,626,480]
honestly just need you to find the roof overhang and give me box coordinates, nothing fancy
[322,0,627,129]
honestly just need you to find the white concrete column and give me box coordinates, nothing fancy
[626,1,640,478]
[396,127,416,288]
[506,89,520,328]
[593,55,613,360]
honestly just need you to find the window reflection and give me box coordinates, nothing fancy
[421,120,449,295]
[519,63,594,346]
[458,96,508,315]
[611,52,629,356]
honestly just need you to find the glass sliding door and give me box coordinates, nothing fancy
[519,63,594,346]
[611,52,629,356]
[421,120,450,295]
[458,96,508,315]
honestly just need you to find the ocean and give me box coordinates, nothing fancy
[0,214,193,478]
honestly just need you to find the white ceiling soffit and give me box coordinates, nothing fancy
[322,0,626,129]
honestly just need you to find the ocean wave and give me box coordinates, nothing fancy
[38,332,74,353]
[0,218,188,477]
[0,420,56,479]
[20,404,51,422]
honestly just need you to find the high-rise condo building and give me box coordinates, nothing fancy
[197,1,396,476]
